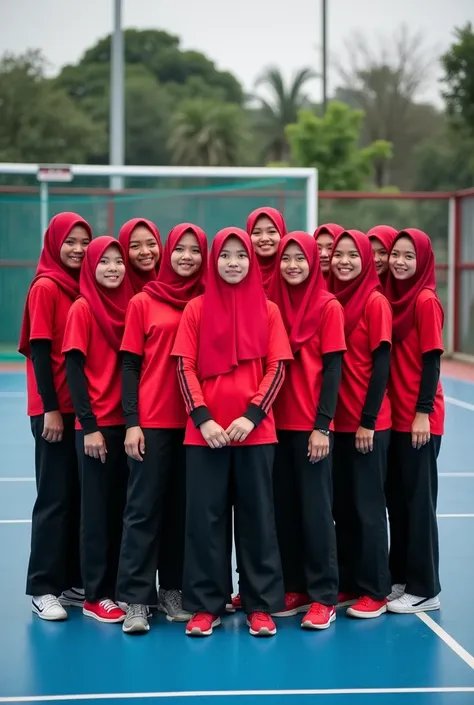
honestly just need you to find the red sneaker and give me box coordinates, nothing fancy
[347,596,387,619]
[83,599,126,623]
[272,592,311,617]
[301,602,336,630]
[337,592,358,607]
[185,613,221,637]
[247,612,277,637]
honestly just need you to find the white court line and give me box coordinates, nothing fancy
[0,520,31,524]
[417,612,474,670]
[1,687,474,702]
[445,396,474,412]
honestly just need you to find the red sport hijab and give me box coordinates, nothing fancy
[246,207,287,291]
[313,223,345,240]
[198,228,269,380]
[118,218,162,294]
[327,230,381,338]
[268,232,335,354]
[143,223,208,309]
[19,212,92,357]
[79,236,133,351]
[367,225,398,288]
[385,229,440,343]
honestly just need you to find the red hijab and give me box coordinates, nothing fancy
[143,223,208,309]
[79,236,134,352]
[385,229,440,343]
[198,228,269,380]
[313,223,345,240]
[118,218,162,294]
[18,212,92,357]
[246,207,287,292]
[327,230,381,338]
[268,232,335,354]
[367,225,398,288]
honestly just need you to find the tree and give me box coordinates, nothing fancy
[413,122,474,191]
[441,23,474,135]
[167,99,249,167]
[0,51,104,164]
[334,25,439,188]
[286,101,392,190]
[252,67,318,162]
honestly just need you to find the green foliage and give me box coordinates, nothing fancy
[286,102,392,190]
[441,23,474,135]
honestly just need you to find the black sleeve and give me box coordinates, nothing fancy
[360,342,391,430]
[122,352,142,429]
[315,351,343,431]
[30,339,59,412]
[65,350,98,434]
[416,350,441,414]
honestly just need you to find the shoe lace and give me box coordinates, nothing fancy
[308,602,327,615]
[127,603,147,619]
[357,596,376,607]
[250,612,270,621]
[41,594,60,609]
[193,612,214,623]
[99,599,118,612]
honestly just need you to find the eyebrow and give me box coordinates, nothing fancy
[220,248,247,254]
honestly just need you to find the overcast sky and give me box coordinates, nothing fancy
[1,0,472,107]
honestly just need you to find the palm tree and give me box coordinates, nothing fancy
[167,99,248,166]
[253,66,319,162]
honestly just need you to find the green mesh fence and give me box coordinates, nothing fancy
[0,177,308,348]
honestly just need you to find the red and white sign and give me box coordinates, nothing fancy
[37,166,73,183]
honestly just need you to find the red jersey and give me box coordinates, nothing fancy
[62,297,124,429]
[172,297,293,446]
[389,289,445,434]
[273,298,346,432]
[121,292,188,428]
[25,278,75,417]
[334,290,392,432]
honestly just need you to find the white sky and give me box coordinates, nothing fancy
[1,0,473,107]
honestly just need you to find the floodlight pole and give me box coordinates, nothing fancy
[109,0,125,191]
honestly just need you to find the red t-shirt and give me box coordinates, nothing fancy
[62,297,124,429]
[273,298,346,432]
[389,289,445,435]
[25,278,75,417]
[334,290,392,432]
[172,297,293,446]
[121,292,187,428]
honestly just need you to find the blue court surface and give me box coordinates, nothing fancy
[1,371,474,705]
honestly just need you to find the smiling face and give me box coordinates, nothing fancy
[59,225,91,270]
[331,236,362,282]
[371,237,390,276]
[316,231,334,273]
[250,215,281,258]
[95,245,126,289]
[170,231,202,278]
[280,242,310,286]
[217,236,250,284]
[128,225,160,272]
[389,236,417,281]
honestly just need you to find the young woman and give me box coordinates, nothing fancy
[172,228,292,637]
[116,224,208,634]
[385,229,444,614]
[328,230,392,619]
[118,218,162,293]
[63,236,133,624]
[19,212,92,621]
[314,223,344,277]
[367,225,397,288]
[269,232,346,630]
[246,207,287,292]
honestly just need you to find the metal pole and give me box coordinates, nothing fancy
[40,182,48,245]
[322,0,328,113]
[109,0,125,191]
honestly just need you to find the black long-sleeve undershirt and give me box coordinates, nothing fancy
[122,352,142,429]
[360,342,391,430]
[64,350,98,434]
[416,350,441,414]
[314,351,343,432]
[30,339,59,412]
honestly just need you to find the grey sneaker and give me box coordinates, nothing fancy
[60,587,85,608]
[158,588,192,622]
[122,604,150,634]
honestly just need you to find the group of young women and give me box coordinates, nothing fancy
[19,205,444,639]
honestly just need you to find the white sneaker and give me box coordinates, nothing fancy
[32,594,68,621]
[387,583,406,601]
[60,587,85,607]
[387,592,440,614]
